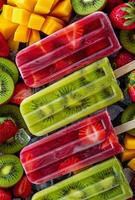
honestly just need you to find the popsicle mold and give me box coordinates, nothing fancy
[16,11,121,88]
[20,111,123,184]
[20,58,123,136]
[32,157,133,200]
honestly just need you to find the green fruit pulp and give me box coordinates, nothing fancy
[32,157,132,200]
[0,71,14,105]
[120,30,135,54]
[72,0,106,15]
[21,58,123,136]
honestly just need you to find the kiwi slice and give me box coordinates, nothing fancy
[0,129,31,154]
[120,30,135,54]
[71,0,106,15]
[0,71,14,105]
[0,154,23,188]
[0,104,30,134]
[0,57,19,84]
[121,103,135,135]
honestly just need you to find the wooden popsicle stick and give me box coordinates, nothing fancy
[114,60,135,79]
[115,119,135,135]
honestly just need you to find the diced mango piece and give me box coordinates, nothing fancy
[124,134,135,150]
[34,0,55,14]
[128,158,135,171]
[12,8,31,26]
[61,12,72,22]
[51,0,60,10]
[51,0,72,17]
[29,30,40,45]
[16,0,38,12]
[2,5,14,20]
[7,0,17,6]
[8,36,20,52]
[41,16,64,35]
[48,16,65,25]
[0,17,17,39]
[28,14,45,30]
[14,25,31,43]
[121,148,135,162]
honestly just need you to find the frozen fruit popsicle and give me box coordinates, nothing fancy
[32,157,133,200]
[16,11,121,88]
[20,58,123,136]
[20,110,123,184]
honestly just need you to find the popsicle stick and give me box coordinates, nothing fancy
[115,118,135,135]
[114,60,135,79]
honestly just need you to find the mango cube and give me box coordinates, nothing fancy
[28,14,45,30]
[8,36,20,52]
[41,16,63,35]
[14,25,31,43]
[34,0,55,14]
[29,30,40,45]
[2,5,14,20]
[121,148,135,162]
[51,0,72,17]
[16,0,38,11]
[124,134,135,150]
[128,158,135,171]
[0,17,17,39]
[12,8,31,26]
[7,0,17,6]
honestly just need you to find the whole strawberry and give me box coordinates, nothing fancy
[114,50,135,68]
[110,2,135,30]
[13,176,32,198]
[106,0,123,12]
[0,117,18,143]
[0,188,12,200]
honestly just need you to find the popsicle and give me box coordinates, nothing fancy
[20,110,123,184]
[32,157,133,200]
[20,58,123,136]
[16,11,121,88]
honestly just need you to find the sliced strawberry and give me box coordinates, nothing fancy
[61,24,84,51]
[0,32,9,57]
[0,117,18,143]
[79,121,106,145]
[10,83,32,105]
[13,176,32,198]
[0,188,12,200]
[58,156,80,171]
[101,132,119,150]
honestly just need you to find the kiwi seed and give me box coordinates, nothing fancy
[120,30,135,54]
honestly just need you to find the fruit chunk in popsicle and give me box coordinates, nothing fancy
[20,111,123,184]
[20,58,123,136]
[16,11,121,88]
[32,157,133,200]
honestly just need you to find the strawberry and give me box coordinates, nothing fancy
[0,0,6,10]
[0,32,9,57]
[0,188,12,200]
[79,121,106,145]
[0,117,18,143]
[13,176,32,198]
[58,156,80,170]
[10,82,32,105]
[106,0,123,12]
[61,24,84,51]
[128,70,135,102]
[114,50,135,68]
[110,2,135,30]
